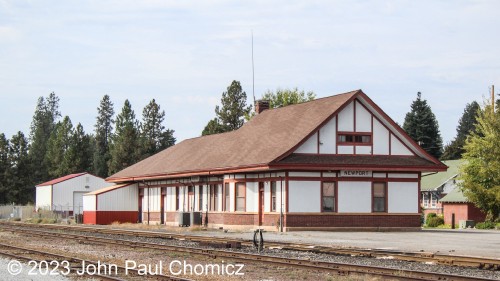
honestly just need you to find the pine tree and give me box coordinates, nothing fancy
[459,102,500,221]
[28,92,61,184]
[140,99,176,159]
[108,100,141,174]
[441,101,480,160]
[202,80,252,135]
[6,132,31,204]
[46,116,73,177]
[65,123,93,174]
[403,92,443,159]
[0,133,9,204]
[93,95,114,177]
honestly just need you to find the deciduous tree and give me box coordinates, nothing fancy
[403,92,443,159]
[262,87,315,108]
[459,102,500,222]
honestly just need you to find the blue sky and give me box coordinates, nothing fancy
[1,1,499,145]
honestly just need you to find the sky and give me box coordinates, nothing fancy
[1,1,499,145]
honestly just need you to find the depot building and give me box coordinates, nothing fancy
[105,90,447,231]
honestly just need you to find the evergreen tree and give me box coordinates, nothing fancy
[262,87,316,108]
[140,99,176,159]
[65,123,93,174]
[441,101,480,160]
[108,100,140,174]
[6,132,31,204]
[459,102,500,222]
[93,95,114,177]
[28,92,61,184]
[202,80,252,136]
[0,133,9,204]
[46,116,73,177]
[403,92,443,159]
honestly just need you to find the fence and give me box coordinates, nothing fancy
[0,205,36,220]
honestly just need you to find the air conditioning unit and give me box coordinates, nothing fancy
[178,212,190,227]
[190,212,202,226]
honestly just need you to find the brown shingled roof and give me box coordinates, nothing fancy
[108,90,359,181]
[107,89,446,182]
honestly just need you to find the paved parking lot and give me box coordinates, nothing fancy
[193,228,500,258]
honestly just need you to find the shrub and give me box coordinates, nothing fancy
[426,213,437,220]
[426,216,444,227]
[475,221,495,229]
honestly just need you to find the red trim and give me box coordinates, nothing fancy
[418,173,422,213]
[270,163,447,172]
[273,91,361,163]
[317,130,320,154]
[335,116,339,154]
[353,100,357,132]
[285,172,289,213]
[36,172,87,187]
[371,115,374,156]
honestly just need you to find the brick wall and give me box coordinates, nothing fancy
[285,214,421,228]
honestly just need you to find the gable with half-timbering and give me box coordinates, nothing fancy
[294,98,414,156]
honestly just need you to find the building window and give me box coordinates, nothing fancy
[373,182,386,212]
[422,193,429,208]
[271,182,277,212]
[235,183,246,212]
[175,186,179,211]
[209,184,219,211]
[198,185,203,211]
[224,183,230,211]
[338,133,372,145]
[430,193,437,208]
[322,182,336,212]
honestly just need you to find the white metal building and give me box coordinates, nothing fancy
[35,173,111,214]
[83,183,139,224]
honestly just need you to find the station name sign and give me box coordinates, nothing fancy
[340,170,372,177]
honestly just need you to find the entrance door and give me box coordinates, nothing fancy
[258,182,264,226]
[73,192,86,215]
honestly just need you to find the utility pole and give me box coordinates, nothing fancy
[492,85,495,112]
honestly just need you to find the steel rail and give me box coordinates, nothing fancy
[0,241,192,281]
[0,223,494,281]
[2,221,498,270]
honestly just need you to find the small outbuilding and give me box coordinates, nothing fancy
[35,173,110,215]
[439,188,486,225]
[83,183,139,225]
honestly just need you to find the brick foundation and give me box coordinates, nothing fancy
[285,213,421,229]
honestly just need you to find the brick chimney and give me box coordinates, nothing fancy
[255,100,270,114]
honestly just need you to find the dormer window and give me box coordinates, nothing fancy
[338,133,372,145]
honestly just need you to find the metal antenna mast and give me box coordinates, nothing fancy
[252,30,256,106]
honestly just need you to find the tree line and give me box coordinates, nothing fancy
[0,93,175,205]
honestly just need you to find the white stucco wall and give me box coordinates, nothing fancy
[388,182,418,213]
[337,181,371,213]
[288,181,320,213]
[355,101,372,132]
[391,134,413,155]
[372,118,389,155]
[338,145,354,154]
[246,182,257,212]
[338,101,354,131]
[319,117,336,153]
[356,146,372,155]
[295,132,317,153]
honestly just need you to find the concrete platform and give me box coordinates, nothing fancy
[184,227,500,259]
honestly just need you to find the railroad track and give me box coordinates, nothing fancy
[0,222,495,281]
[0,241,191,281]
[1,221,498,270]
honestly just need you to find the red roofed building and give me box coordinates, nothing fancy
[35,173,111,215]
[107,90,447,231]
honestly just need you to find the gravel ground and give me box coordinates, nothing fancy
[0,257,73,281]
[5,224,498,280]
